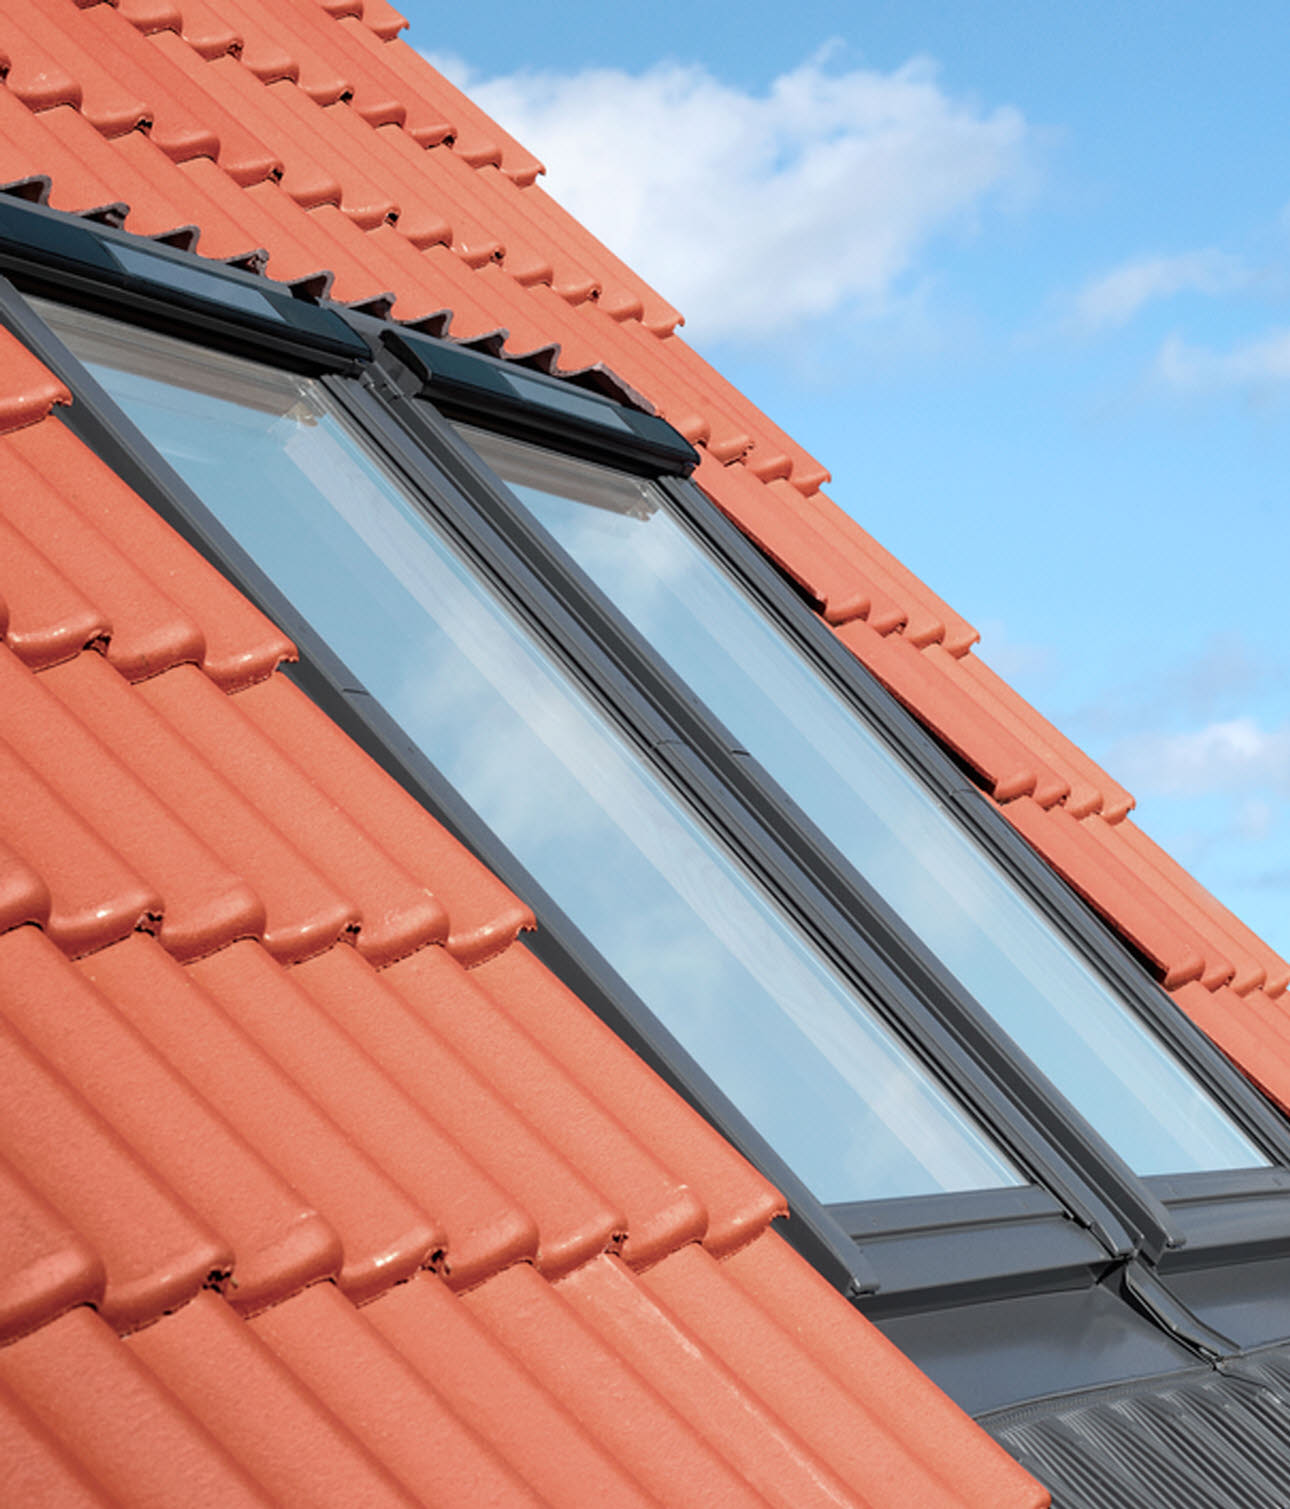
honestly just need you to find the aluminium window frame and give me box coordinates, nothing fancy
[6,207,1290,1379]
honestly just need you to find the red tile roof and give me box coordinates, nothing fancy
[2,0,1282,1501]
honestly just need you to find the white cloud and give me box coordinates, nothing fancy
[1072,250,1246,331]
[429,51,1031,342]
[1155,327,1290,394]
[1110,717,1290,797]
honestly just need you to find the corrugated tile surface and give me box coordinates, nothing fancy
[0,274,1041,1500]
[5,0,1285,1500]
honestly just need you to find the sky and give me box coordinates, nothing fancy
[401,2,1290,959]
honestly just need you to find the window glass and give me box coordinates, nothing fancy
[455,425,1267,1180]
[42,303,1023,1205]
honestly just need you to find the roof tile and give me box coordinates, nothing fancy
[0,324,70,434]
[0,1306,272,1505]
[723,1232,1050,1508]
[233,671,534,964]
[1,645,266,961]
[365,1269,657,1505]
[67,3,223,164]
[0,847,51,936]
[138,663,446,964]
[0,423,206,680]
[562,1250,871,1509]
[957,651,1132,820]
[0,925,340,1316]
[127,1290,418,1508]
[249,1280,546,1506]
[78,933,440,1303]
[473,943,787,1258]
[0,1376,114,1508]
[835,617,1062,804]
[292,942,626,1279]
[6,416,293,689]
[1002,798,1209,990]
[0,511,109,671]
[0,1004,230,1333]
[0,737,162,956]
[0,1151,104,1344]
[141,32,283,187]
[384,943,711,1271]
[3,8,148,139]
[190,938,538,1292]
[465,1258,775,1507]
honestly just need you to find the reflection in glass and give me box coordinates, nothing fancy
[44,303,1024,1204]
[457,424,1267,1179]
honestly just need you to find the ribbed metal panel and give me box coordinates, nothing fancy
[988,1349,1290,1508]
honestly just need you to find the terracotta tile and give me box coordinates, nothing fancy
[464,1260,775,1507]
[141,664,447,964]
[0,1306,272,1506]
[472,944,787,1258]
[294,943,625,1278]
[1,645,265,960]
[1003,798,1207,990]
[115,0,185,36]
[0,326,70,435]
[921,644,1071,808]
[0,924,339,1316]
[44,654,351,961]
[351,0,407,42]
[563,1251,870,1509]
[0,1378,114,1508]
[384,943,710,1270]
[192,939,538,1291]
[1112,818,1289,998]
[0,510,109,671]
[79,933,439,1304]
[127,1291,418,1507]
[64,3,222,164]
[797,483,980,652]
[233,672,533,965]
[210,0,349,104]
[355,33,543,185]
[0,848,50,936]
[140,32,283,187]
[723,1232,1051,1509]
[107,126,266,250]
[365,1270,657,1506]
[7,419,294,690]
[834,617,1055,804]
[0,424,205,680]
[0,1007,229,1333]
[3,7,149,137]
[694,449,894,624]
[250,1282,546,1507]
[0,95,122,219]
[1168,981,1290,1114]
[0,736,161,956]
[244,0,410,130]
[171,0,242,61]
[0,1150,104,1345]
[958,651,1130,819]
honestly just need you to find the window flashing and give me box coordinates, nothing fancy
[0,194,367,367]
[382,326,700,478]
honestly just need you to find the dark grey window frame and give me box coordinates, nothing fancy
[7,198,1290,1412]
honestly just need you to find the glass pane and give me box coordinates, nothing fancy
[43,302,1023,1205]
[457,424,1268,1179]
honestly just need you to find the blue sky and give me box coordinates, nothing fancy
[404,3,1290,958]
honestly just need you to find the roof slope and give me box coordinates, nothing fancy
[0,0,1283,1502]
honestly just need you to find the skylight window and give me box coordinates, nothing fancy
[40,301,1022,1206]
[450,424,1267,1180]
